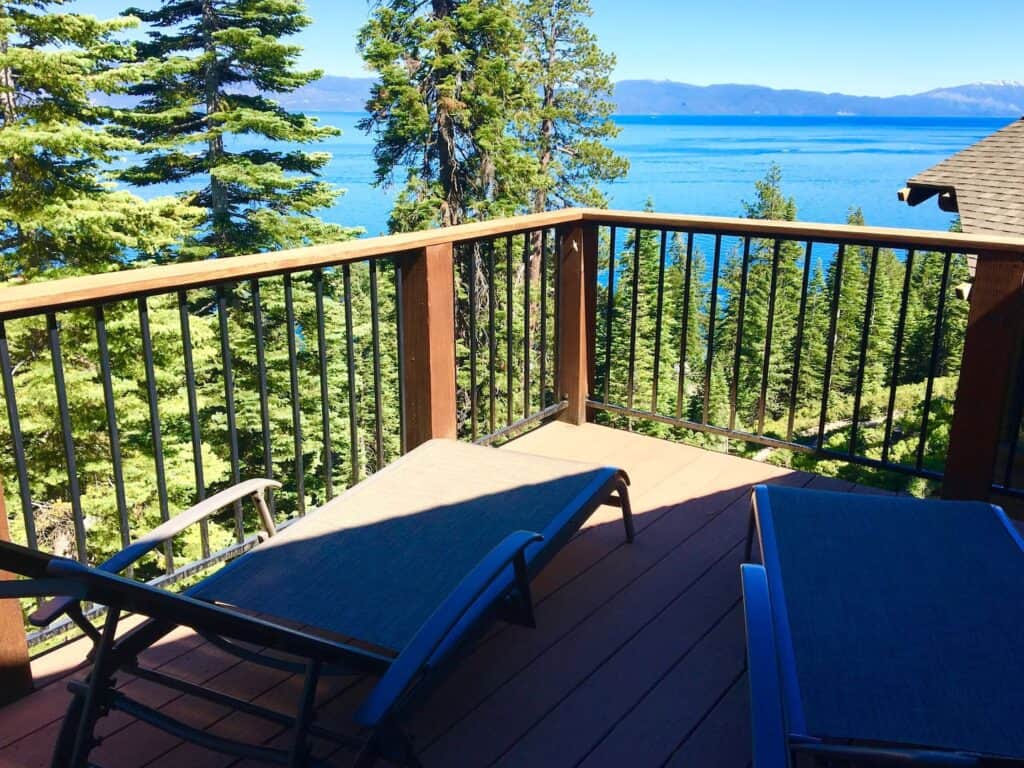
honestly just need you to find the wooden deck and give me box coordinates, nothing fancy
[0,422,885,768]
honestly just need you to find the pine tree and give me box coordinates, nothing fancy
[112,0,369,526]
[0,2,206,565]
[119,0,351,258]
[518,0,627,213]
[717,164,803,432]
[796,259,830,414]
[604,204,664,418]
[0,2,198,278]
[359,0,537,231]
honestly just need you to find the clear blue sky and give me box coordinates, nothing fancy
[71,0,1023,96]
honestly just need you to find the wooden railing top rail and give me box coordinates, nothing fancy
[0,209,579,320]
[581,209,1024,253]
[2,207,1024,319]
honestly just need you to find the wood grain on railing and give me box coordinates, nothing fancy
[582,223,599,409]
[400,243,458,449]
[0,479,33,705]
[944,250,1024,501]
[579,209,1024,253]
[0,210,582,319]
[556,224,589,425]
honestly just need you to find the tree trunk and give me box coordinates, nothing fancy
[432,0,461,227]
[0,40,17,125]
[202,0,229,254]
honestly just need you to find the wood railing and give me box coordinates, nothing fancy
[2,207,1024,700]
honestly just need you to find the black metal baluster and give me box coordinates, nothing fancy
[626,228,642,412]
[393,263,407,456]
[882,250,915,465]
[916,250,952,471]
[469,244,479,440]
[523,234,532,417]
[487,242,497,433]
[817,244,846,450]
[95,306,130,555]
[676,234,695,420]
[730,237,752,431]
[603,226,617,404]
[342,264,359,486]
[850,246,880,455]
[177,291,209,557]
[313,268,333,500]
[757,239,783,435]
[787,242,814,442]
[651,230,668,413]
[506,235,514,426]
[216,287,243,542]
[703,235,723,425]
[539,229,549,408]
[369,260,385,470]
[48,314,86,562]
[250,280,274,516]
[283,274,305,513]
[0,321,35,549]
[137,301,173,567]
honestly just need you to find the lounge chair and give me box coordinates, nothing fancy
[742,484,1024,767]
[0,438,633,767]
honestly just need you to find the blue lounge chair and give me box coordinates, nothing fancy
[0,439,632,767]
[742,484,1024,767]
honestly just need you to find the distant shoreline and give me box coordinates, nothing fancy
[270,77,1024,118]
[305,111,1013,122]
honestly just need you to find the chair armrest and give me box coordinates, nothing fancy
[355,530,544,728]
[39,556,390,673]
[29,478,280,627]
[741,563,789,768]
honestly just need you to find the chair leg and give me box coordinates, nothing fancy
[50,689,86,768]
[288,659,321,768]
[63,608,121,768]
[615,479,635,543]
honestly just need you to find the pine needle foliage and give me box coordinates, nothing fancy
[0,1,200,279]
[117,0,354,258]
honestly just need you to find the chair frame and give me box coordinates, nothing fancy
[741,484,1024,768]
[0,469,633,767]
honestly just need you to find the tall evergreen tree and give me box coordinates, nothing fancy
[717,164,803,430]
[0,2,206,564]
[359,0,537,231]
[0,2,198,278]
[119,0,350,258]
[518,0,627,214]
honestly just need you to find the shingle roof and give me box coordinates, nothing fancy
[903,117,1024,237]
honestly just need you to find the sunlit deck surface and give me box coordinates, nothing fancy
[0,422,891,768]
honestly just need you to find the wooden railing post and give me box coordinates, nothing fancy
[556,223,596,425]
[400,242,457,449]
[583,223,599,410]
[944,250,1024,500]
[0,479,33,706]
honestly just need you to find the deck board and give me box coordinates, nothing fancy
[0,423,880,768]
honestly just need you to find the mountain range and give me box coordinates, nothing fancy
[271,76,1024,116]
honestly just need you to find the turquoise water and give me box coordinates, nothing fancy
[237,114,1017,236]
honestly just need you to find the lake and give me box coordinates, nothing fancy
[236,114,1016,236]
